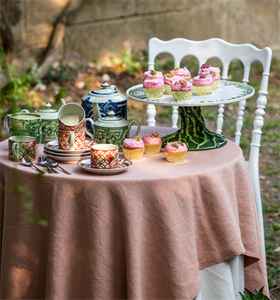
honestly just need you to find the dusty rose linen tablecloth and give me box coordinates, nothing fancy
[0,126,268,299]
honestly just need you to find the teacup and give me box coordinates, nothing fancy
[58,129,86,150]
[9,136,36,162]
[4,109,42,144]
[91,144,119,169]
[58,103,86,131]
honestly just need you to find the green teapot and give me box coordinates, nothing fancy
[35,102,58,143]
[92,110,141,151]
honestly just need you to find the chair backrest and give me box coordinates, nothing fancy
[147,37,272,261]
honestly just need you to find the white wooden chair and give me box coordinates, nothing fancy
[147,37,272,261]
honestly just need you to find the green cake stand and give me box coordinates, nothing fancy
[126,80,255,151]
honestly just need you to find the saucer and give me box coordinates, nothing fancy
[45,140,95,154]
[77,159,133,175]
[44,148,90,157]
[43,150,90,164]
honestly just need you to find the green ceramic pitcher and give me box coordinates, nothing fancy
[4,109,42,144]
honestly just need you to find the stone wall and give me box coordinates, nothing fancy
[10,0,280,69]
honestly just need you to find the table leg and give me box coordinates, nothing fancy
[161,106,227,151]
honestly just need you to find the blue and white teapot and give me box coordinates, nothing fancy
[82,81,127,135]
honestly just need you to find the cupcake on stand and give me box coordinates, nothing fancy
[200,64,220,91]
[143,78,164,99]
[171,79,192,102]
[164,73,184,95]
[171,67,191,81]
[192,73,213,96]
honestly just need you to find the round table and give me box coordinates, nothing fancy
[0,126,268,299]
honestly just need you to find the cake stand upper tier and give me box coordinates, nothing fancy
[126,80,255,107]
[126,80,255,151]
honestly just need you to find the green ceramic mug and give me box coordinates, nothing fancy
[4,109,42,144]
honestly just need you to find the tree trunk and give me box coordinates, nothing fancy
[37,0,84,79]
[0,1,15,64]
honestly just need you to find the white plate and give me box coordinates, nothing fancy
[43,150,90,164]
[45,140,95,154]
[77,158,133,175]
[126,80,255,107]
[44,147,90,157]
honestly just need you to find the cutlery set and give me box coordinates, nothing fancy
[22,156,71,175]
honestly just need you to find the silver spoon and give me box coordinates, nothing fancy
[44,156,59,174]
[38,156,54,174]
[46,158,72,175]
[22,158,45,174]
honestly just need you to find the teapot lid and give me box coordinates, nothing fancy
[97,110,127,127]
[100,110,123,122]
[89,81,119,96]
[36,102,58,113]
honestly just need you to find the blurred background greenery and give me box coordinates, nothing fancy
[0,0,280,298]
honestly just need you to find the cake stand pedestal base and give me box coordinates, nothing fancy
[161,106,227,151]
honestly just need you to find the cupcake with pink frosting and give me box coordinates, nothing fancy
[171,79,192,102]
[143,78,164,99]
[164,141,188,163]
[142,69,164,81]
[200,64,220,91]
[171,67,191,81]
[192,73,213,96]
[123,137,144,160]
[163,73,184,95]
[142,132,162,155]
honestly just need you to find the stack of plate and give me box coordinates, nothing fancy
[43,140,96,164]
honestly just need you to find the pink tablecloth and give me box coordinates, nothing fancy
[0,126,268,299]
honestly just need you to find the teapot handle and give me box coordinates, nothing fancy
[128,120,141,139]
[109,85,118,91]
[85,118,95,140]
[4,114,11,135]
[20,109,30,113]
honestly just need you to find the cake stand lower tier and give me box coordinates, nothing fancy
[161,106,227,151]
